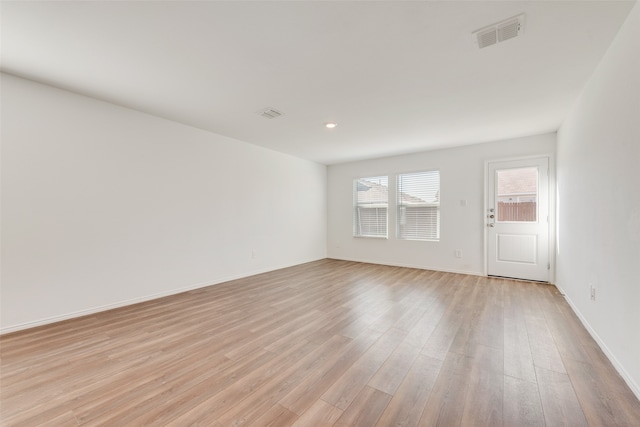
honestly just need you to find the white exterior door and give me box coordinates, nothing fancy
[487,158,549,282]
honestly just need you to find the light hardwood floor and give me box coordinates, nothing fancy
[1,259,639,426]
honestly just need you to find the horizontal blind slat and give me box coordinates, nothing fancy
[398,171,440,240]
[354,176,388,237]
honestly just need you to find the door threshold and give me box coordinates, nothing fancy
[488,274,549,284]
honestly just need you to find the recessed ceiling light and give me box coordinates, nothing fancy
[325,122,337,129]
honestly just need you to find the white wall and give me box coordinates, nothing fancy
[0,73,327,333]
[327,133,556,275]
[556,2,640,398]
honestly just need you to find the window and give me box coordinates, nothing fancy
[496,167,538,222]
[397,171,440,240]
[353,176,388,238]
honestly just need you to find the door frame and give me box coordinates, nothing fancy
[484,154,556,283]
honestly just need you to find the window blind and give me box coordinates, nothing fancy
[353,176,388,238]
[397,171,440,240]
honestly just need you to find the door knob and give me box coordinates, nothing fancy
[487,223,495,227]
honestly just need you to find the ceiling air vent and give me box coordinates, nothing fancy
[257,107,283,119]
[473,14,524,49]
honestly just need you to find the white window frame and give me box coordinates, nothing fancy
[353,176,389,238]
[397,170,440,241]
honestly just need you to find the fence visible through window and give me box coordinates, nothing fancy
[497,201,536,221]
[496,167,538,222]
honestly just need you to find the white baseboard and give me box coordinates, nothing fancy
[556,284,640,402]
[0,257,324,335]
[327,256,484,277]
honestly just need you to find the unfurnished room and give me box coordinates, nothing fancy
[1,1,639,425]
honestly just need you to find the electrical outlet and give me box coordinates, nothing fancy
[252,250,256,259]
[455,250,462,258]
[590,284,596,301]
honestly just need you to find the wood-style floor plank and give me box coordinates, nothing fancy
[291,399,343,427]
[503,375,545,427]
[1,259,639,426]
[375,355,443,427]
[536,365,589,426]
[525,313,567,374]
[278,327,383,416]
[321,327,407,410]
[418,351,475,427]
[332,386,392,427]
[459,344,504,427]
[563,356,640,426]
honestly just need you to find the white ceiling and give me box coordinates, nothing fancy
[1,1,635,165]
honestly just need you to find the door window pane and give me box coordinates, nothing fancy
[496,167,538,222]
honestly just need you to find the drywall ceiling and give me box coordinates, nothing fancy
[1,1,635,165]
